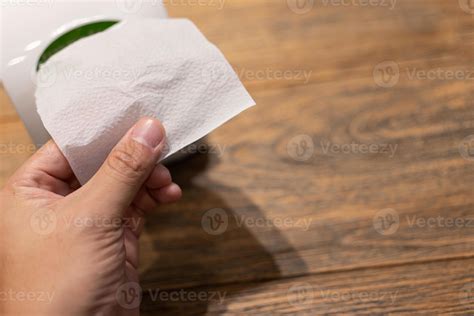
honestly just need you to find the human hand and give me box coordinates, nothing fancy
[0,118,181,315]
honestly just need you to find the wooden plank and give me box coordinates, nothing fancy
[141,257,474,315]
[138,74,474,290]
[0,90,33,185]
[1,0,471,122]
[0,3,472,314]
[0,85,20,121]
[166,0,473,90]
[2,70,472,290]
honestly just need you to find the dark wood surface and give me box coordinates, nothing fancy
[1,0,473,314]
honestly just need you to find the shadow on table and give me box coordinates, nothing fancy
[139,145,307,315]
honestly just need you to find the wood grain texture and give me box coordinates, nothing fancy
[141,258,474,315]
[165,0,473,90]
[138,76,474,290]
[0,0,473,314]
[0,90,33,183]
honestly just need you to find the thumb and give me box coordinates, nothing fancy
[79,117,166,217]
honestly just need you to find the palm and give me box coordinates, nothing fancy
[5,141,177,315]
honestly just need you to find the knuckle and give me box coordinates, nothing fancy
[107,143,149,183]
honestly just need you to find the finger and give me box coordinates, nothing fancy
[130,164,172,212]
[129,164,172,212]
[132,187,159,213]
[132,182,182,213]
[123,206,146,237]
[124,228,139,269]
[79,118,165,218]
[149,183,182,204]
[145,164,172,190]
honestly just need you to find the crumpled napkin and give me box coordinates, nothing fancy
[35,18,255,184]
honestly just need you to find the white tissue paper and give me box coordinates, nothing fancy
[35,19,255,184]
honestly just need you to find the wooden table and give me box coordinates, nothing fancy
[1,0,473,314]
